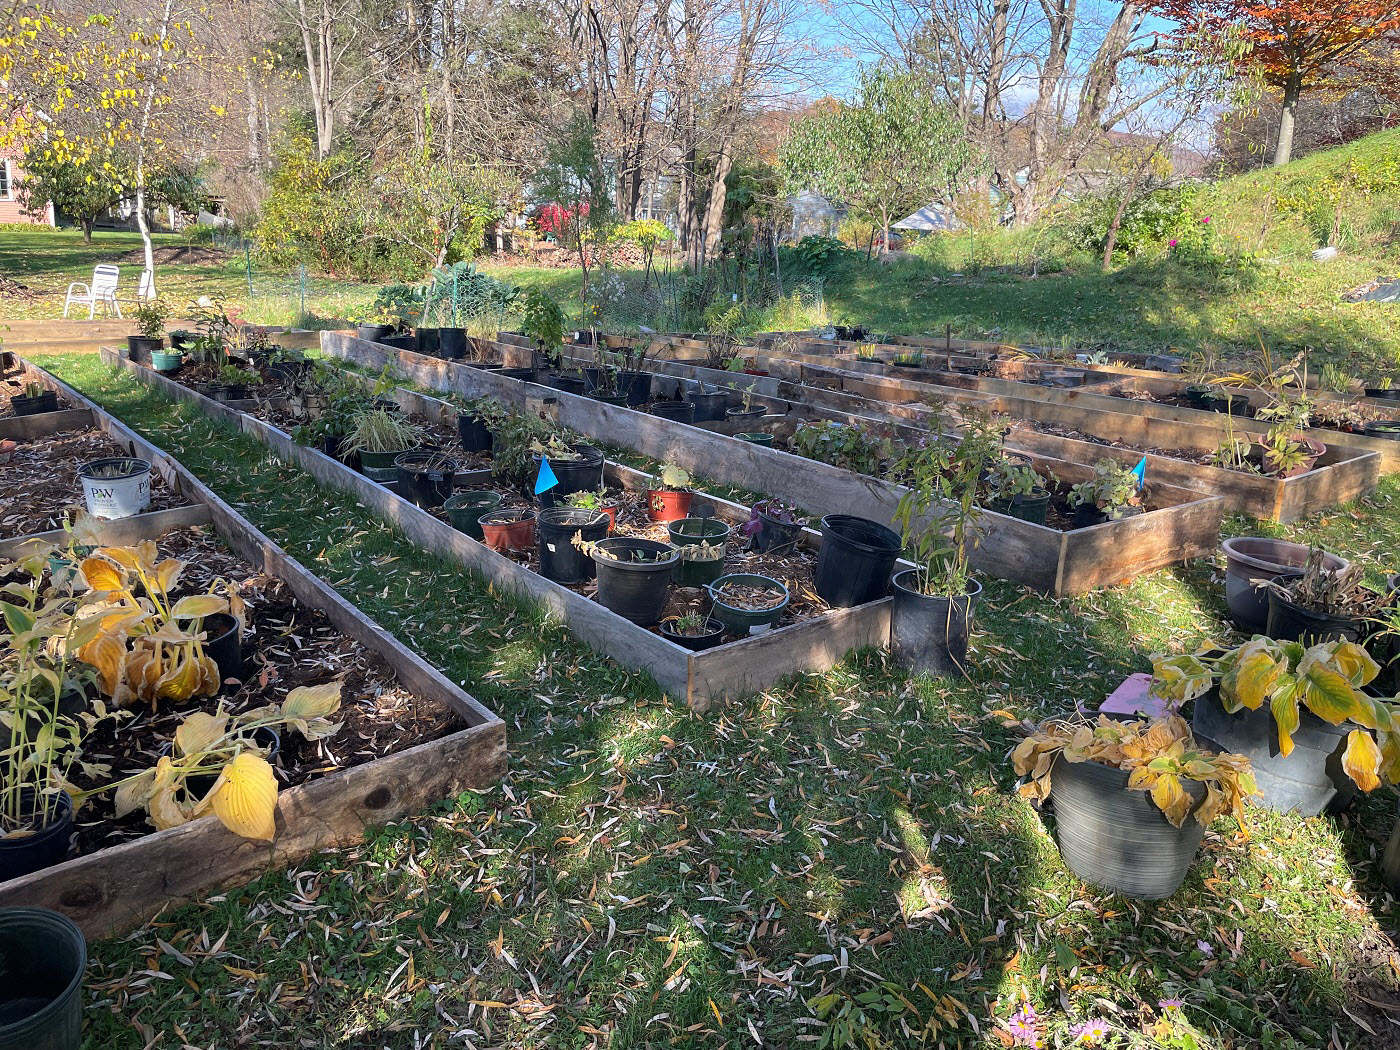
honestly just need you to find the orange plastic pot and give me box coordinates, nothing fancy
[647,489,693,523]
[479,509,536,553]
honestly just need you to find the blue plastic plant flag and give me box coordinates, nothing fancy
[535,456,559,495]
[1131,456,1146,489]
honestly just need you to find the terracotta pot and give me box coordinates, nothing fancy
[647,489,693,523]
[479,509,536,553]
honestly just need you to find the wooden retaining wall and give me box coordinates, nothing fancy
[0,359,505,939]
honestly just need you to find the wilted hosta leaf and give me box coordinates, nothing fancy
[79,556,126,594]
[1342,730,1382,793]
[210,752,279,841]
[114,767,157,818]
[282,681,343,721]
[171,594,228,620]
[296,717,342,741]
[96,546,140,570]
[1329,640,1380,687]
[1150,773,1193,827]
[174,711,228,757]
[1300,663,1362,725]
[1271,692,1301,757]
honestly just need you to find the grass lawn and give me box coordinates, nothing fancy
[29,353,1400,1049]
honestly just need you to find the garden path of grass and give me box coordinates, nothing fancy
[28,354,1400,1049]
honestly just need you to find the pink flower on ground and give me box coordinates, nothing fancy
[1071,1018,1111,1045]
[1202,217,1211,224]
[1159,998,1185,1011]
[1006,1003,1043,1047]
[1169,239,1179,247]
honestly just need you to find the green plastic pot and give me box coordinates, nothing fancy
[707,573,789,634]
[445,490,503,539]
[150,350,185,373]
[736,432,773,446]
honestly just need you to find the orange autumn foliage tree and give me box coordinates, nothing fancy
[1148,0,1400,164]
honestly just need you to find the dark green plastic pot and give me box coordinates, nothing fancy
[0,907,86,1050]
[736,433,773,446]
[988,488,1050,525]
[707,573,789,634]
[445,491,503,539]
[360,445,419,483]
[669,511,731,587]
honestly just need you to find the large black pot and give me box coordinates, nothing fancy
[0,791,72,882]
[202,612,244,688]
[815,515,901,608]
[1221,537,1348,633]
[500,366,537,383]
[0,906,86,1049]
[456,412,494,453]
[537,508,610,584]
[1193,687,1356,816]
[1072,504,1144,529]
[416,328,441,358]
[394,451,458,508]
[1046,756,1204,899]
[650,400,695,425]
[989,489,1050,526]
[356,323,394,343]
[551,374,588,396]
[749,505,804,554]
[690,391,730,422]
[532,444,604,497]
[438,328,468,360]
[1365,388,1400,401]
[125,335,163,362]
[10,391,59,417]
[1265,588,1369,645]
[890,571,981,678]
[381,333,418,353]
[1363,421,1400,441]
[618,370,653,406]
[591,538,679,626]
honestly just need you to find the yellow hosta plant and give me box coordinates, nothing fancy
[1012,715,1258,828]
[97,682,344,841]
[70,541,242,710]
[1152,638,1400,792]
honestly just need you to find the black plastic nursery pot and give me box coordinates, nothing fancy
[456,412,494,452]
[356,323,394,343]
[815,515,902,608]
[322,435,360,471]
[360,445,419,484]
[499,366,537,383]
[201,612,244,687]
[416,328,441,358]
[618,370,653,407]
[726,406,768,422]
[659,617,727,652]
[890,570,981,679]
[537,507,610,584]
[553,374,588,396]
[1221,537,1348,633]
[1045,756,1205,899]
[750,506,803,553]
[707,573,790,634]
[989,489,1051,526]
[1193,687,1355,816]
[668,517,731,588]
[0,791,73,883]
[438,328,468,360]
[1366,388,1400,401]
[1363,421,1400,441]
[444,490,502,539]
[0,906,86,1050]
[690,391,730,422]
[381,333,418,353]
[125,335,163,362]
[394,451,459,508]
[10,390,59,416]
[591,393,629,406]
[532,444,604,497]
[1072,503,1144,529]
[650,400,696,425]
[591,538,679,626]
[1265,588,1368,646]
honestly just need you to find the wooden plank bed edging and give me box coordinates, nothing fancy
[96,348,899,709]
[0,361,506,939]
[0,504,215,559]
[320,334,1224,595]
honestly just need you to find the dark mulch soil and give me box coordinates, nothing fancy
[2,427,188,537]
[63,525,459,856]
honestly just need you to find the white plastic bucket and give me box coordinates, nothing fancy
[79,458,152,519]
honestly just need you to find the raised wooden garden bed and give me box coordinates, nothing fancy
[312,334,1225,595]
[617,356,1382,524]
[0,362,505,938]
[97,346,901,709]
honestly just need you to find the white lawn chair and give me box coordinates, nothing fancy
[63,264,123,319]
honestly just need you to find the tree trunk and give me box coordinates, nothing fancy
[81,218,93,244]
[1102,193,1132,271]
[135,176,156,299]
[698,141,734,265]
[1273,70,1303,166]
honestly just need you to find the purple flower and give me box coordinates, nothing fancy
[1169,239,1178,247]
[1202,217,1211,224]
[1007,1003,1042,1047]
[1196,939,1214,957]
[1070,1018,1110,1045]
[1159,998,1184,1011]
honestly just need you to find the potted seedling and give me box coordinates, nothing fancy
[530,435,604,499]
[1068,459,1145,528]
[707,574,789,634]
[647,464,694,523]
[206,364,262,403]
[792,421,889,475]
[77,456,153,519]
[892,350,925,369]
[589,538,680,626]
[127,298,171,361]
[888,413,1003,677]
[1013,714,1257,899]
[1153,637,1400,816]
[982,456,1050,525]
[1254,400,1325,477]
[659,612,727,651]
[614,343,656,406]
[10,381,59,416]
[725,386,767,422]
[586,353,628,406]
[1366,376,1399,401]
[341,407,422,482]
[564,487,622,531]
[521,287,568,375]
[741,499,806,553]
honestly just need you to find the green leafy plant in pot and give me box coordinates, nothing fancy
[1152,637,1400,816]
[981,455,1050,525]
[127,298,171,360]
[1013,714,1258,898]
[647,463,694,523]
[521,287,567,373]
[888,412,1002,677]
[1068,459,1144,528]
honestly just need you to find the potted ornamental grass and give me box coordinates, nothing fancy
[1013,714,1258,899]
[10,381,59,417]
[888,414,1003,678]
[1068,459,1144,528]
[1153,637,1400,816]
[647,464,694,523]
[127,299,171,361]
[341,407,422,482]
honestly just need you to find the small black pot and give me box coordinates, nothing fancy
[660,617,727,651]
[815,515,901,608]
[395,451,459,508]
[323,434,361,471]
[356,323,394,343]
[537,507,610,584]
[618,370,653,406]
[208,383,250,403]
[690,391,730,422]
[126,335,164,362]
[726,406,767,422]
[650,400,696,425]
[10,390,59,416]
[1072,503,1144,529]
[0,791,73,882]
[381,333,418,353]
[1046,755,1204,899]
[500,366,537,383]
[1265,587,1368,645]
[591,538,679,626]
[201,612,244,688]
[890,571,981,678]
[1365,388,1400,401]
[532,444,604,497]
[749,506,804,553]
[1363,421,1400,441]
[456,412,494,452]
[0,907,86,1047]
[553,374,588,396]
[989,489,1050,525]
[438,328,468,360]
[832,325,851,340]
